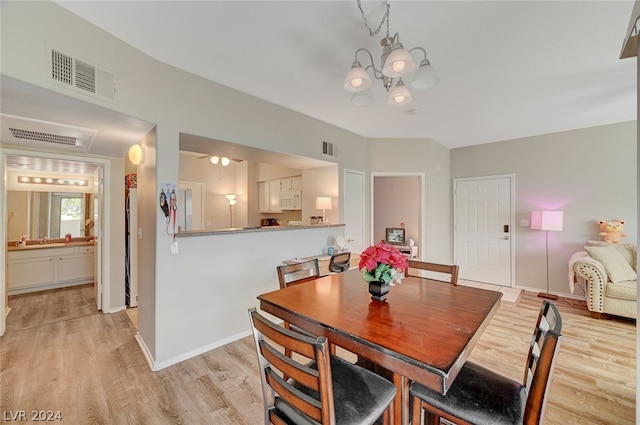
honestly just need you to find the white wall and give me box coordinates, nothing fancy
[368,139,452,262]
[451,121,637,295]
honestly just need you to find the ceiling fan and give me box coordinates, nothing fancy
[197,154,244,166]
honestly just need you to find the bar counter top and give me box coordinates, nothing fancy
[177,223,344,237]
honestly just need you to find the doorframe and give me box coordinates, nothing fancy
[0,148,111,336]
[452,173,516,287]
[370,172,425,258]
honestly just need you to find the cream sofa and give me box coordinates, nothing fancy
[571,241,637,320]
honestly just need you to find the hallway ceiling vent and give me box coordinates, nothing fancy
[1,114,96,153]
[49,47,116,102]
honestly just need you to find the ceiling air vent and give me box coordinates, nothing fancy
[8,128,77,146]
[49,47,116,102]
[1,114,96,153]
[322,140,338,157]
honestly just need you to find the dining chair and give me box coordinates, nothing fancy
[277,259,320,289]
[404,260,459,286]
[248,307,397,425]
[410,300,563,425]
[276,258,336,361]
[329,252,351,273]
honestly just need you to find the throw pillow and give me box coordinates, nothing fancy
[584,245,637,283]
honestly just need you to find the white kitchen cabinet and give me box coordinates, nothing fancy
[6,244,96,295]
[258,181,282,213]
[279,176,302,193]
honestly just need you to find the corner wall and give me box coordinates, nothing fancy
[451,121,637,295]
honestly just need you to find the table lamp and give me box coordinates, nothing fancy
[531,210,563,300]
[315,196,332,223]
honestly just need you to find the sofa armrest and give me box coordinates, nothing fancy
[573,257,608,314]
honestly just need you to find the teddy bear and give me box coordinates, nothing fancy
[598,219,627,243]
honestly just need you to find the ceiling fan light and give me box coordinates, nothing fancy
[210,155,220,165]
[351,89,374,106]
[382,44,415,78]
[388,79,413,106]
[220,156,230,166]
[411,59,439,90]
[343,62,371,92]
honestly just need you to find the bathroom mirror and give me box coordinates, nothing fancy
[7,191,95,240]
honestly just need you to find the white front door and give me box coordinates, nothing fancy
[454,175,514,286]
[344,169,365,253]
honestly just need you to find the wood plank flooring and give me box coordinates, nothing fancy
[1,287,635,424]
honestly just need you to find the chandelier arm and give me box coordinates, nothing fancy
[354,48,385,80]
[408,46,428,60]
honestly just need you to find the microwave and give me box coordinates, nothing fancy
[280,190,301,210]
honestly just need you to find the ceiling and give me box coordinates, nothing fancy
[51,0,636,149]
[1,1,637,174]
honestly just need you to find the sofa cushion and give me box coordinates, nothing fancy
[584,245,637,283]
[606,280,637,301]
[586,240,636,270]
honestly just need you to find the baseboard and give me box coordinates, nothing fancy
[149,329,253,371]
[134,332,156,371]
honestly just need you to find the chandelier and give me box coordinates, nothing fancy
[343,0,439,106]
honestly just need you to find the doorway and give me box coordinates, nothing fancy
[1,150,107,335]
[453,175,515,287]
[371,173,424,256]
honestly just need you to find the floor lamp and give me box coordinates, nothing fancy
[531,210,563,300]
[226,194,237,228]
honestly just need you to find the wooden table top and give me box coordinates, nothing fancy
[258,269,502,393]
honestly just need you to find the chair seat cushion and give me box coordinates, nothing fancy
[276,356,397,425]
[410,361,526,425]
[605,280,637,301]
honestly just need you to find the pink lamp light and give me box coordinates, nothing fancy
[531,210,563,300]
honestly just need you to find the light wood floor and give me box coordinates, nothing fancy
[1,286,635,424]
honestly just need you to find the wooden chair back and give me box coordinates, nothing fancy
[329,252,351,273]
[523,300,563,424]
[404,260,459,286]
[277,259,320,289]
[248,307,336,425]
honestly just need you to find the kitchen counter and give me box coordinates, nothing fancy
[178,223,344,237]
[7,240,96,252]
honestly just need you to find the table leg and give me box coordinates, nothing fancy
[392,373,410,425]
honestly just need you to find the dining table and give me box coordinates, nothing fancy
[257,269,502,425]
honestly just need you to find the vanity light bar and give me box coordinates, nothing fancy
[17,176,88,186]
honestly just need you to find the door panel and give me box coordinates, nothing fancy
[344,170,365,253]
[455,176,512,286]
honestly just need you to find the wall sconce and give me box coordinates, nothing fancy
[128,144,144,165]
[315,196,333,224]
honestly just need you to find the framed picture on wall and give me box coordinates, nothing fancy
[385,227,406,245]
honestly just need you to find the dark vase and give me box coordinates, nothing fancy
[368,280,390,302]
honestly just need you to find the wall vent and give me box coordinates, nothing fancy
[49,47,116,102]
[1,114,96,153]
[8,128,77,146]
[322,140,338,157]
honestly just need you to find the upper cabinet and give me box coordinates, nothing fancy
[259,176,302,213]
[259,181,283,213]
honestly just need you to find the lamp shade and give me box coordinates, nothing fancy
[315,196,332,210]
[382,45,415,78]
[344,62,372,92]
[411,59,439,90]
[531,210,563,231]
[388,79,412,106]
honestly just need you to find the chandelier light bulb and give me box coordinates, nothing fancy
[343,61,371,92]
[382,43,415,78]
[388,79,412,106]
[220,156,230,167]
[210,155,220,165]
